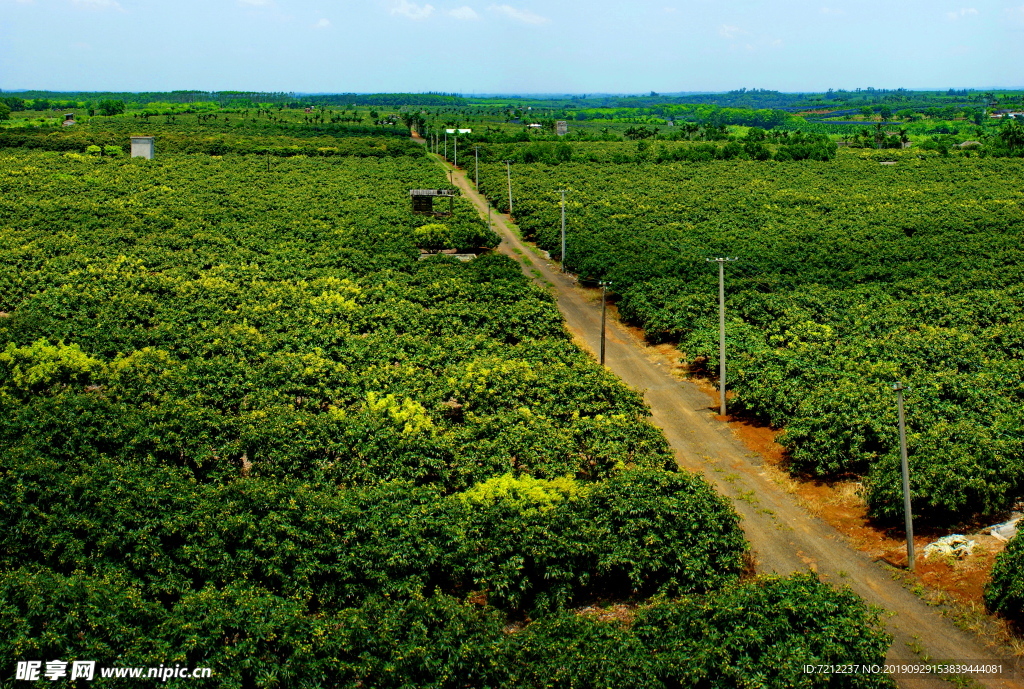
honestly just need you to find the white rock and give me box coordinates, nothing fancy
[922,534,976,559]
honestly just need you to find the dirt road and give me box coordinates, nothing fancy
[432,153,1023,689]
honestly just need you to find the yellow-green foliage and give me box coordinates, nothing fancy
[414,222,453,250]
[450,358,538,404]
[0,339,101,396]
[307,277,361,319]
[364,391,434,435]
[107,347,175,388]
[459,473,584,513]
[768,320,836,351]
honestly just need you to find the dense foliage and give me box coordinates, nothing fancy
[478,147,1024,525]
[0,145,891,685]
[3,90,467,109]
[8,89,1016,155]
[1,571,891,688]
[0,152,678,487]
[474,130,837,166]
[0,460,743,615]
[0,127,421,157]
[986,534,1024,624]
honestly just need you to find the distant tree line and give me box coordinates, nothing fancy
[1,90,466,109]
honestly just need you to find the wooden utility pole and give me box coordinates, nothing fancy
[706,257,738,416]
[893,381,916,571]
[599,280,612,365]
[557,190,568,271]
[503,160,513,217]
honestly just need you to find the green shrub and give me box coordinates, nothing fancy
[414,222,454,250]
[455,468,747,612]
[0,573,892,689]
[0,454,745,616]
[508,573,893,688]
[985,533,1024,624]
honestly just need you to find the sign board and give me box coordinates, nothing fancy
[445,129,472,134]
[556,121,568,135]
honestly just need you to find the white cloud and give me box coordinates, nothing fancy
[719,24,781,52]
[238,0,272,5]
[718,24,748,39]
[946,7,978,19]
[448,5,479,19]
[72,0,123,10]
[1007,4,1024,22]
[488,4,548,24]
[313,17,330,28]
[390,0,434,19]
[820,6,845,15]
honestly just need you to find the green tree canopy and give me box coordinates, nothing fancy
[96,99,126,116]
[998,118,1024,150]
[414,222,454,250]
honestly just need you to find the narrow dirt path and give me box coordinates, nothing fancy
[429,152,1023,689]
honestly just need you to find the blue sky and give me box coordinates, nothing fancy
[1,0,1021,94]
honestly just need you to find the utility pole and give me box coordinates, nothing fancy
[444,131,448,160]
[504,160,513,217]
[454,132,458,168]
[706,257,738,416]
[893,382,916,572]
[474,145,479,188]
[599,280,612,365]
[560,190,568,271]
